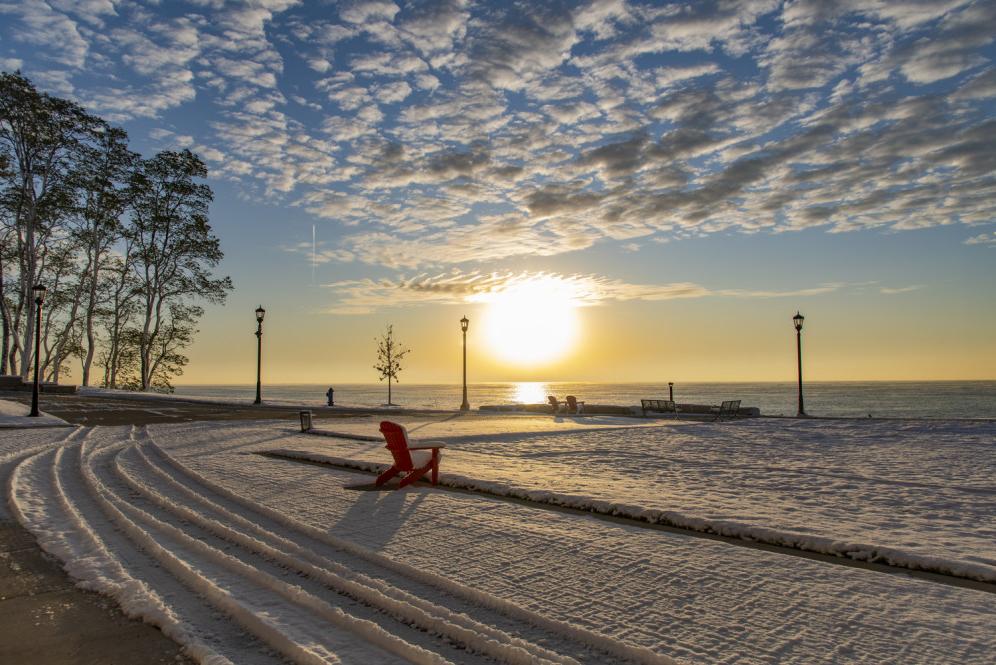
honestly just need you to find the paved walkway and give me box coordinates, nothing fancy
[0,519,192,664]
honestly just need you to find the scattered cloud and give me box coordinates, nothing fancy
[879,285,925,294]
[964,232,996,246]
[318,269,858,314]
[3,0,992,278]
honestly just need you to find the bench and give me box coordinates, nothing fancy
[714,400,741,421]
[641,399,677,417]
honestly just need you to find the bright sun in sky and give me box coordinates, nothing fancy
[479,277,580,366]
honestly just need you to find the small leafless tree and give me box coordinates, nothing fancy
[373,324,409,406]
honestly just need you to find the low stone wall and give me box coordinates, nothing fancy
[479,402,760,417]
[0,375,77,394]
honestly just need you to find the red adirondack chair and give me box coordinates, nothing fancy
[375,421,446,488]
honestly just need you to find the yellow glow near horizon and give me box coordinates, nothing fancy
[479,277,580,366]
[512,382,548,404]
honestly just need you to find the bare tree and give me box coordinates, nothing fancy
[127,149,232,391]
[72,124,135,385]
[373,324,410,406]
[0,71,95,379]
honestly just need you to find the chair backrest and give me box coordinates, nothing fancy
[566,395,578,412]
[718,400,741,417]
[379,421,415,470]
[547,396,559,409]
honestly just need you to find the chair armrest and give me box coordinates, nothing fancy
[408,443,446,450]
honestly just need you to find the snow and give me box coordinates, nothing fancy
[275,415,996,583]
[0,397,71,428]
[3,415,994,664]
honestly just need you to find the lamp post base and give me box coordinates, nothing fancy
[459,402,470,411]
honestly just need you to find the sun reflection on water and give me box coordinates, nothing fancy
[511,382,548,404]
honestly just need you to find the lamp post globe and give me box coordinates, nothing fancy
[460,316,470,411]
[29,285,47,417]
[794,311,806,417]
[254,306,265,405]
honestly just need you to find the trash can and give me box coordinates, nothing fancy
[299,410,313,432]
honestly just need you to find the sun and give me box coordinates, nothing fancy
[479,277,579,365]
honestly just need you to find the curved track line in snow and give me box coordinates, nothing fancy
[10,423,681,665]
[82,437,434,665]
[147,435,677,665]
[267,450,996,587]
[118,442,575,665]
[7,429,237,665]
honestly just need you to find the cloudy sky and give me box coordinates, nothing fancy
[2,0,994,383]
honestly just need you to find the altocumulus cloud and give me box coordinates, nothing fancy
[317,269,878,315]
[5,0,994,309]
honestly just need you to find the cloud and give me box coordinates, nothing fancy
[0,1,89,67]
[654,62,722,88]
[321,270,708,313]
[465,3,579,90]
[340,0,400,25]
[318,269,858,314]
[5,0,992,272]
[879,285,925,294]
[964,232,996,246]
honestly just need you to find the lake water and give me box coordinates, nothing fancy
[172,381,996,419]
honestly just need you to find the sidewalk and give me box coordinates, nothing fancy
[0,520,192,664]
[0,398,71,428]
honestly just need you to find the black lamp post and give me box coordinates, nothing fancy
[254,306,265,405]
[29,284,47,417]
[793,311,806,417]
[459,316,470,411]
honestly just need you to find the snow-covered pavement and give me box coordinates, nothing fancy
[0,397,70,428]
[275,414,996,582]
[4,417,995,664]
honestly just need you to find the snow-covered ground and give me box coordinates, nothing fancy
[4,416,994,664]
[0,397,70,428]
[274,415,996,582]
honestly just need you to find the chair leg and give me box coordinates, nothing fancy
[375,465,401,486]
[398,465,431,488]
[431,450,439,485]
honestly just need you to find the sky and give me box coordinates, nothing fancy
[1,0,994,385]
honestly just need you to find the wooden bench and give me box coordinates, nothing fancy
[714,400,741,421]
[641,399,678,417]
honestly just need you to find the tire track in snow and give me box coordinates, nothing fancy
[82,433,418,665]
[8,427,250,665]
[117,440,577,665]
[143,430,677,665]
[9,423,679,665]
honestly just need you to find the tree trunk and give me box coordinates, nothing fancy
[81,236,100,386]
[18,238,35,382]
[0,252,8,376]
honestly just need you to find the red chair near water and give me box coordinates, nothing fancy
[375,421,446,488]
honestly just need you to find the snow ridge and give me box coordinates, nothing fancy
[120,442,576,665]
[7,423,680,664]
[267,449,996,584]
[147,434,677,665]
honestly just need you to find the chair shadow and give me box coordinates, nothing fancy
[330,480,428,551]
